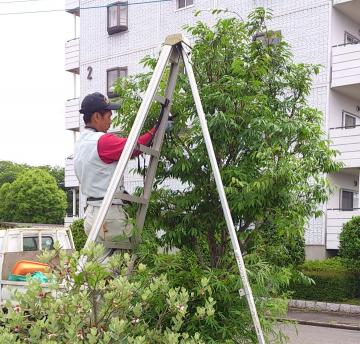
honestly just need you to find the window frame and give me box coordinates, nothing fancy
[22,234,55,251]
[107,2,128,35]
[340,189,358,211]
[342,110,358,129]
[106,67,128,98]
[177,0,194,10]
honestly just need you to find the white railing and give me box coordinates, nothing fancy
[332,44,360,89]
[65,98,80,131]
[326,209,360,249]
[65,158,79,188]
[65,38,80,73]
[329,126,360,168]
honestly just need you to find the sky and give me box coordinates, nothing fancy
[0,0,75,167]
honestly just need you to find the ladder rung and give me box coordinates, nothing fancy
[102,241,132,250]
[154,94,167,105]
[136,144,160,157]
[119,193,148,205]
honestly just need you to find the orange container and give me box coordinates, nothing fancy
[12,260,49,275]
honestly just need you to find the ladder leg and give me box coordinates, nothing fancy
[181,44,266,344]
[135,55,181,237]
[83,44,174,249]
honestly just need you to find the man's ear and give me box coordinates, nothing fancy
[93,112,101,122]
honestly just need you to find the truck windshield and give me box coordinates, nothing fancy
[23,236,54,251]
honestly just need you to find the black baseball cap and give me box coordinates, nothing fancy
[79,92,120,114]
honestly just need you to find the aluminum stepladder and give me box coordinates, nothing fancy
[82,34,265,343]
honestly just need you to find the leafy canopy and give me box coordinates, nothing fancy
[0,168,67,224]
[113,9,340,267]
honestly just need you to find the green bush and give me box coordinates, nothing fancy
[291,258,360,302]
[253,225,305,267]
[0,244,293,343]
[69,218,86,251]
[339,216,360,267]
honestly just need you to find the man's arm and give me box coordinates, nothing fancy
[97,127,157,164]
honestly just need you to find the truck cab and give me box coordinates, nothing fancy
[0,227,74,303]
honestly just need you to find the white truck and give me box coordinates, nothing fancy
[0,226,75,303]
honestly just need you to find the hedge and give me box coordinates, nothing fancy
[291,258,360,303]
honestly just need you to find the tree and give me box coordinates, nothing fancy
[0,160,29,187]
[0,168,67,224]
[114,9,340,268]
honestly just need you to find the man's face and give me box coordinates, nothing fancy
[95,110,112,132]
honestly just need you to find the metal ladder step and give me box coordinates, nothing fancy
[118,193,148,205]
[136,144,160,157]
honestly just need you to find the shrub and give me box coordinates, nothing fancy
[0,244,293,343]
[291,258,360,302]
[69,218,86,251]
[339,216,360,267]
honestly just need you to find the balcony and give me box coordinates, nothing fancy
[65,157,79,188]
[333,0,360,24]
[65,38,80,74]
[329,126,360,167]
[65,0,80,16]
[326,209,360,249]
[331,43,360,100]
[65,98,80,131]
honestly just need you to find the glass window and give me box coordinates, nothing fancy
[23,236,39,251]
[344,113,356,129]
[107,2,128,35]
[342,190,354,211]
[108,6,118,28]
[178,0,193,9]
[42,236,54,250]
[107,67,128,98]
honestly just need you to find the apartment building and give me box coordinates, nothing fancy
[64,0,360,259]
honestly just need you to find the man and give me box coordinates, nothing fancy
[74,92,157,253]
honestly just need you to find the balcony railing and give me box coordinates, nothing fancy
[65,98,80,131]
[333,0,360,24]
[65,157,79,188]
[326,208,360,249]
[331,43,360,100]
[65,38,80,74]
[65,0,80,15]
[329,125,360,167]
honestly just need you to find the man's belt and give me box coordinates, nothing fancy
[87,197,130,205]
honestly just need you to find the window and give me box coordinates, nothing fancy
[344,31,360,45]
[23,235,54,251]
[107,2,128,35]
[341,190,359,211]
[342,110,357,129]
[42,236,54,250]
[23,236,38,251]
[178,0,193,9]
[107,67,128,98]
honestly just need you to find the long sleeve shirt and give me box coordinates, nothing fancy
[97,127,157,164]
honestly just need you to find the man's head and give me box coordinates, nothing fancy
[79,92,121,132]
